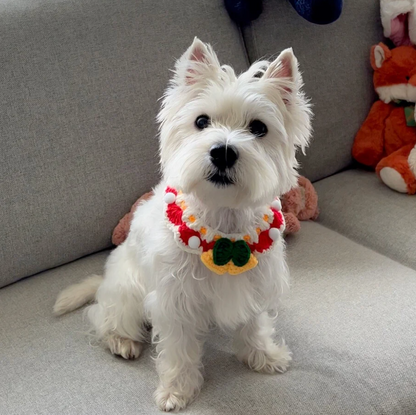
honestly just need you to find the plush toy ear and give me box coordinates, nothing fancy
[175,37,221,86]
[371,43,392,70]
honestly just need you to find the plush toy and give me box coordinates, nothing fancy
[224,0,343,26]
[380,0,416,46]
[111,192,153,245]
[112,177,319,245]
[281,176,319,234]
[352,43,416,194]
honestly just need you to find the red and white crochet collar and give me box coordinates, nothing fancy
[164,187,285,276]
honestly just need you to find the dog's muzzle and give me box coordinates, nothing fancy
[208,144,238,186]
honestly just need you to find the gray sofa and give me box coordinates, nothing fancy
[2,1,416,414]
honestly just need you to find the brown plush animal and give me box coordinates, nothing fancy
[281,176,319,234]
[112,177,319,245]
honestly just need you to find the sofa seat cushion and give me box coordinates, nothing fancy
[1,223,415,414]
[315,169,416,270]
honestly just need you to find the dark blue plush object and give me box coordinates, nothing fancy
[224,0,343,26]
[288,0,343,24]
[224,0,263,26]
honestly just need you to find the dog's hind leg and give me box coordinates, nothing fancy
[86,242,147,360]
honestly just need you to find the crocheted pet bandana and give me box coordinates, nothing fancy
[164,187,285,275]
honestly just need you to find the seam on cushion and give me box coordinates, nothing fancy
[236,23,250,67]
[313,169,416,270]
[311,165,354,184]
[0,248,111,291]
[240,24,258,65]
[4,223,415,290]
[314,221,416,273]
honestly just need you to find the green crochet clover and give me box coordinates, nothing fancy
[212,238,251,267]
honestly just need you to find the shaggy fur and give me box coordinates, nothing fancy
[54,38,312,411]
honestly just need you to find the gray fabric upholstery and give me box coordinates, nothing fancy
[0,0,247,287]
[315,169,416,270]
[2,223,415,415]
[242,0,383,182]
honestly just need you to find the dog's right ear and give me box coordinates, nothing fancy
[174,37,221,87]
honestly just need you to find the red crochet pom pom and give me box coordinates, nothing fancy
[178,224,199,244]
[271,209,284,229]
[252,230,273,254]
[165,186,178,195]
[201,239,215,251]
[166,203,183,226]
[178,224,215,251]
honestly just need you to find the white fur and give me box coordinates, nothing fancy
[373,45,387,69]
[54,38,312,412]
[377,83,416,104]
[53,274,102,316]
[379,166,408,193]
[380,0,416,43]
[408,145,416,175]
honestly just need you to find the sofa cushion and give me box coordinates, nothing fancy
[242,0,383,182]
[1,223,415,414]
[315,169,416,270]
[0,0,248,288]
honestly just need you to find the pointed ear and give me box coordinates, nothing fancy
[262,48,301,103]
[175,37,221,86]
[371,43,392,70]
[264,48,298,80]
[263,49,311,151]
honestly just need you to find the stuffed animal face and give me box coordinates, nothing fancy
[372,43,416,103]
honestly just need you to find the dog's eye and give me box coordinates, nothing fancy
[195,115,210,130]
[249,120,268,138]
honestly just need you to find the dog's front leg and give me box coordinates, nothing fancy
[234,312,292,374]
[153,318,205,412]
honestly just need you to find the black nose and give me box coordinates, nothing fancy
[210,145,238,171]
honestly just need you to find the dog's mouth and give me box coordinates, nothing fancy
[207,170,235,186]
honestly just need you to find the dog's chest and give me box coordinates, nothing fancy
[132,188,288,324]
[157,235,287,326]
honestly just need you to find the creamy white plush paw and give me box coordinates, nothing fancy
[106,334,142,360]
[154,386,192,412]
[379,167,408,193]
[238,342,292,374]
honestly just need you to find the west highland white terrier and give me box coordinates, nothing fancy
[54,37,312,411]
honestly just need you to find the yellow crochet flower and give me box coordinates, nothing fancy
[200,250,258,275]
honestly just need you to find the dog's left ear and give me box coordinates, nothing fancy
[264,48,312,152]
[175,37,221,87]
[263,48,301,102]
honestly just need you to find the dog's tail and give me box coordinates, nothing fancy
[53,274,103,316]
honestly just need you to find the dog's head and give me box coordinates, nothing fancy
[158,38,312,209]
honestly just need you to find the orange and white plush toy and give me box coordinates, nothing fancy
[352,43,416,194]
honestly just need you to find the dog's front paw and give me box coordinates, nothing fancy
[106,334,142,360]
[154,386,193,412]
[238,341,292,374]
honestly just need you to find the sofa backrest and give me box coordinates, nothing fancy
[1,0,384,288]
[0,0,247,287]
[243,0,383,182]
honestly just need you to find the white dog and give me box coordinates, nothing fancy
[54,38,312,412]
